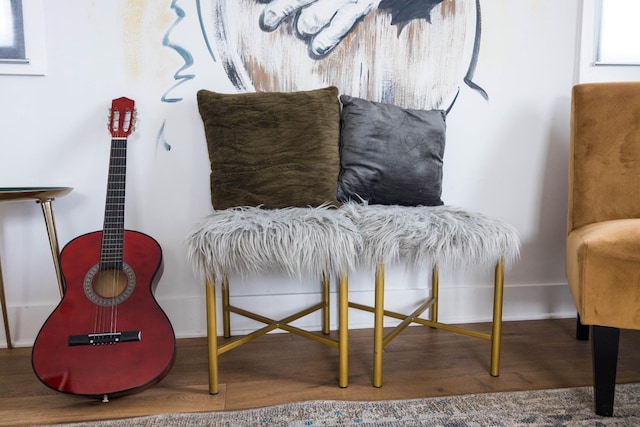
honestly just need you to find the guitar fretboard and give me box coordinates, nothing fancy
[100,137,127,270]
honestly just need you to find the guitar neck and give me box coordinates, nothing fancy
[100,137,127,270]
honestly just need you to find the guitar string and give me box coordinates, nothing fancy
[93,135,127,338]
[93,109,131,340]
[111,138,126,336]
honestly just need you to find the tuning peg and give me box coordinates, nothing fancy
[132,108,138,132]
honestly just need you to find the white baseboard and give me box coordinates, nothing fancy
[1,281,575,348]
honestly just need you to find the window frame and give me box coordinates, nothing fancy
[0,0,45,76]
[0,0,26,60]
[576,0,640,83]
[594,0,640,66]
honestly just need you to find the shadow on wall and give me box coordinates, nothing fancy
[515,97,570,286]
[453,96,570,288]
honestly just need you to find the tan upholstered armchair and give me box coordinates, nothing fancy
[566,81,640,416]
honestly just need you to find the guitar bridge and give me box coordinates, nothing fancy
[68,331,141,346]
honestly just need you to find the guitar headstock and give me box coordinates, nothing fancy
[108,97,136,138]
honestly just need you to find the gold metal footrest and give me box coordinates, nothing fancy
[218,302,339,355]
[205,273,349,394]
[351,258,505,387]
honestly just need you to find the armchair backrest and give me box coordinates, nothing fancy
[568,82,640,233]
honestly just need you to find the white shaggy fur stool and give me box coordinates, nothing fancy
[339,202,520,387]
[188,205,362,283]
[186,205,362,393]
[339,203,520,269]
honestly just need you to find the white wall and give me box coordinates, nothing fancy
[0,0,588,348]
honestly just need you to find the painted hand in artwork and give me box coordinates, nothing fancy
[260,0,381,57]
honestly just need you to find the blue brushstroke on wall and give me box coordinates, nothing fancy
[157,120,172,152]
[158,0,198,153]
[196,0,217,63]
[161,0,195,103]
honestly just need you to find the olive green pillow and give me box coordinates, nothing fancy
[197,87,341,210]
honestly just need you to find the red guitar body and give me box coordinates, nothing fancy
[32,230,175,399]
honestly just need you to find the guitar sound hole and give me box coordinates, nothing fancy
[93,270,128,298]
[84,263,136,307]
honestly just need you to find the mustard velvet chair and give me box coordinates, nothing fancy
[566,81,640,416]
[187,87,360,394]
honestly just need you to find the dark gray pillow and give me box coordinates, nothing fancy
[337,95,447,206]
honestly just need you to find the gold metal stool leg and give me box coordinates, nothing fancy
[38,198,65,297]
[221,276,231,339]
[206,279,219,394]
[430,264,439,323]
[490,257,505,377]
[373,263,385,387]
[338,272,349,388]
[0,255,12,349]
[322,273,330,335]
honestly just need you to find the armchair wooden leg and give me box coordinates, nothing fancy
[205,279,219,395]
[576,313,589,341]
[592,325,619,417]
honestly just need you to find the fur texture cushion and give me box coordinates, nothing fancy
[187,205,362,283]
[337,95,447,207]
[197,87,341,210]
[339,202,520,271]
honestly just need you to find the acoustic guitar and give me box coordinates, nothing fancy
[32,97,176,401]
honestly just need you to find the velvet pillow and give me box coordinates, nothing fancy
[197,87,341,210]
[337,95,447,207]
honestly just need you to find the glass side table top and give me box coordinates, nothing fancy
[0,187,73,201]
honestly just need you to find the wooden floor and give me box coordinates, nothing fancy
[1,318,639,426]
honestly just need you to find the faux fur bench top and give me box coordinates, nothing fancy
[187,205,362,283]
[187,204,520,283]
[340,202,520,271]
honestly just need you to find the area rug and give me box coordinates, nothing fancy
[51,383,640,426]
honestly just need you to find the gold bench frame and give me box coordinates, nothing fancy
[349,258,505,387]
[205,273,349,394]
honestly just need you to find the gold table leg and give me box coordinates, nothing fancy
[0,187,71,348]
[0,254,12,349]
[38,199,65,297]
[0,198,65,349]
